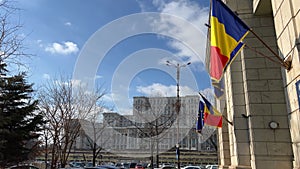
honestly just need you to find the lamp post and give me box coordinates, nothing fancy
[166,60,191,169]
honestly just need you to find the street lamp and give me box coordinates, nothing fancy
[166,60,191,169]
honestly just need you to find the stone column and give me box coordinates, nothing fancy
[217,98,231,169]
[240,16,293,167]
[226,54,252,169]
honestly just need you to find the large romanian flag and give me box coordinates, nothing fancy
[209,0,250,81]
[200,94,222,128]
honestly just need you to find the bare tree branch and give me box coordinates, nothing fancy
[0,0,30,69]
[38,76,107,169]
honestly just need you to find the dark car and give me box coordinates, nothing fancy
[70,162,85,168]
[141,163,148,169]
[122,163,130,169]
[115,163,125,169]
[84,162,94,168]
[129,163,137,169]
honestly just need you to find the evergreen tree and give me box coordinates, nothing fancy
[0,62,45,167]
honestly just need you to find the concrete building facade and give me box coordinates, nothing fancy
[217,0,300,169]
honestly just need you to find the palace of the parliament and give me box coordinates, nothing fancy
[73,95,218,164]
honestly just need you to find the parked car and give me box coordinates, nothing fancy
[8,165,40,169]
[115,163,125,169]
[147,163,157,168]
[84,165,118,169]
[205,165,218,169]
[69,162,85,168]
[84,162,94,168]
[84,167,99,169]
[98,165,119,169]
[157,163,175,169]
[160,166,175,169]
[159,163,171,168]
[141,163,148,169]
[122,162,130,169]
[135,164,144,169]
[181,166,201,169]
[129,162,137,169]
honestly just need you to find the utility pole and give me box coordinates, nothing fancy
[166,61,191,169]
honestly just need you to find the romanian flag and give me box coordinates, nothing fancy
[196,101,205,133]
[200,94,222,128]
[209,0,250,81]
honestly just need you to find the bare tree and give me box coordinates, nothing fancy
[38,77,106,169]
[79,99,110,166]
[0,0,29,67]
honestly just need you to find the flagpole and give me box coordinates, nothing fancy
[222,114,233,126]
[244,44,283,66]
[249,29,291,70]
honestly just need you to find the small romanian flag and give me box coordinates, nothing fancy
[209,0,250,81]
[200,94,222,128]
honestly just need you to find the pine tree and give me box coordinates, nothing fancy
[0,62,45,167]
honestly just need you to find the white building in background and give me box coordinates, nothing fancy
[73,95,217,155]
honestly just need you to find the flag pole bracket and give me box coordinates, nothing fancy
[284,55,292,71]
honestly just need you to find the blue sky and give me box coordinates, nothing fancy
[15,0,213,114]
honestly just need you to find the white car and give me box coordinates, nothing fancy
[181,166,201,169]
[205,165,218,169]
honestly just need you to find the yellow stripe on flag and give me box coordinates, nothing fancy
[210,16,239,58]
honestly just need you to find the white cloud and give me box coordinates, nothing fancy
[42,73,50,79]
[45,41,79,55]
[137,0,148,12]
[141,0,209,64]
[94,75,103,80]
[136,83,197,97]
[117,108,133,115]
[64,22,72,26]
[101,92,133,115]
[36,40,44,48]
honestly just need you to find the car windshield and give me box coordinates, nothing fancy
[129,163,136,168]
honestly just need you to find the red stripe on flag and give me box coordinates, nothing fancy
[210,46,229,80]
[204,113,222,127]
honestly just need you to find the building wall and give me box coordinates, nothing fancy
[271,0,300,168]
[218,0,296,168]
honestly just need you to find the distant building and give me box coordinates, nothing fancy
[73,95,217,156]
